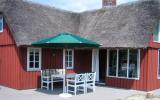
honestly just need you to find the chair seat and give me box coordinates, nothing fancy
[68,81,84,85]
[52,78,63,82]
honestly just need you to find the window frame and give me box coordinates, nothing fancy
[154,21,160,43]
[0,15,3,33]
[107,49,140,80]
[27,47,42,71]
[157,49,160,79]
[63,49,74,69]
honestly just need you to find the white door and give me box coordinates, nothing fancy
[92,49,99,81]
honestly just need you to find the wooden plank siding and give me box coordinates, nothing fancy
[18,48,92,89]
[106,49,148,91]
[0,19,21,89]
[145,36,160,91]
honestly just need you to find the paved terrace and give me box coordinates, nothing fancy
[0,85,160,100]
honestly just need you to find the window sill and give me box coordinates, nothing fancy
[107,75,140,80]
[66,68,74,70]
[153,41,160,43]
[27,68,41,72]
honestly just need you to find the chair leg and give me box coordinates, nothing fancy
[83,85,85,94]
[41,82,43,89]
[51,82,53,91]
[47,83,49,90]
[74,86,76,96]
[85,85,87,93]
[93,84,95,92]
[67,85,68,93]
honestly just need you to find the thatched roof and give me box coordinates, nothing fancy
[0,0,160,48]
[0,0,80,45]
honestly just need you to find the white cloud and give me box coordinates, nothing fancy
[28,0,138,12]
[117,0,138,5]
[50,0,102,12]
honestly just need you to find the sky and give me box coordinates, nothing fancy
[27,0,138,12]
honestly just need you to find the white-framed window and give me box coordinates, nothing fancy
[107,49,140,79]
[0,15,3,33]
[158,49,160,79]
[27,47,42,71]
[153,21,160,42]
[63,49,74,69]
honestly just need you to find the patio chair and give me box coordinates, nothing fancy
[85,72,96,92]
[41,69,52,90]
[51,69,65,90]
[67,73,86,95]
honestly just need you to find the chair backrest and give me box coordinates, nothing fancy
[41,69,65,76]
[75,74,86,84]
[57,69,65,75]
[41,69,50,76]
[50,69,56,75]
[86,72,96,82]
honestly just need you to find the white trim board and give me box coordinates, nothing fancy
[92,49,99,81]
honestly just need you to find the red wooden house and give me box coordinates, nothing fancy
[0,0,160,91]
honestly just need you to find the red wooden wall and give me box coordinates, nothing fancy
[146,38,160,91]
[146,48,160,91]
[0,19,21,89]
[18,48,92,89]
[106,49,149,91]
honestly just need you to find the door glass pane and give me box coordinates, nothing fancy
[69,62,72,68]
[129,50,138,78]
[65,56,68,61]
[65,51,68,55]
[109,50,117,76]
[65,62,68,68]
[69,56,72,61]
[118,50,127,77]
[69,51,72,55]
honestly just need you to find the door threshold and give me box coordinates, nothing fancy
[95,81,106,86]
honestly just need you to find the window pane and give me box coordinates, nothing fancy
[129,50,138,78]
[118,50,127,77]
[29,62,34,68]
[158,51,160,77]
[109,50,117,76]
[29,49,34,55]
[35,55,39,61]
[35,49,39,53]
[0,16,3,31]
[29,55,34,61]
[35,62,39,68]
